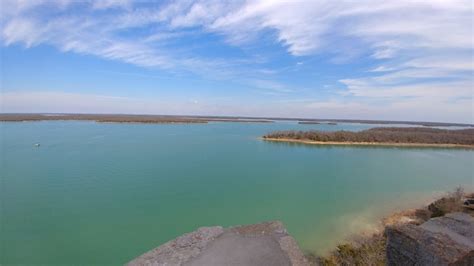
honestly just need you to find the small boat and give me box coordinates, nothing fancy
[34,143,40,147]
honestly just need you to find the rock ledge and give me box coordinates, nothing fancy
[127,221,309,266]
[386,212,474,265]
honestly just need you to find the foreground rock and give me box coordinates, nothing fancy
[127,221,309,266]
[386,212,474,265]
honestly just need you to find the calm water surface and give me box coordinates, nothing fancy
[1,121,473,264]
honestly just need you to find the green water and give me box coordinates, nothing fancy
[1,121,473,264]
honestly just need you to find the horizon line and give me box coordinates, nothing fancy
[1,112,472,127]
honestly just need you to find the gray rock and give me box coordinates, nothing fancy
[386,212,474,266]
[127,221,309,266]
[127,226,224,266]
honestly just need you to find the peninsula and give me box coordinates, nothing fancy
[263,127,474,148]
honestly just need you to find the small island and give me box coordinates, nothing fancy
[298,121,321,125]
[263,127,474,148]
[298,121,337,125]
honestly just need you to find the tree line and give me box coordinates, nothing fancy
[263,127,474,145]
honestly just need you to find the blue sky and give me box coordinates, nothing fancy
[0,0,472,123]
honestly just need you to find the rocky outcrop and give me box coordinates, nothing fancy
[127,221,309,266]
[386,212,474,265]
[126,226,224,266]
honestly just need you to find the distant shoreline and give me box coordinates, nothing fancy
[0,114,273,124]
[262,137,474,149]
[0,113,472,127]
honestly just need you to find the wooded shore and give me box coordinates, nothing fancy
[263,127,474,148]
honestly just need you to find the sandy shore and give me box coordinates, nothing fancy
[262,137,474,149]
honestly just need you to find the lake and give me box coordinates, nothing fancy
[1,121,473,264]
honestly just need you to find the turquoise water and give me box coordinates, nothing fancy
[1,121,473,264]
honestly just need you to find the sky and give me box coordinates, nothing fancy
[0,0,473,123]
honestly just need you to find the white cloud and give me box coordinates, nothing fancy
[404,56,474,72]
[2,17,44,47]
[205,1,473,56]
[293,98,472,124]
[340,80,472,98]
[2,1,471,59]
[2,1,471,70]
[92,0,132,10]
[250,79,293,93]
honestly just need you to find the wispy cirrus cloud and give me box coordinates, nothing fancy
[3,1,471,68]
[91,0,132,10]
[0,1,252,74]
